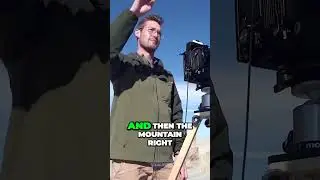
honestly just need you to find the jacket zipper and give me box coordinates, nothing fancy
[153,76,160,163]
[142,56,159,164]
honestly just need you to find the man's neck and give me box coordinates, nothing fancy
[137,49,154,64]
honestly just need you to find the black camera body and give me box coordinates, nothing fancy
[182,40,211,90]
[236,0,320,93]
[182,40,211,129]
[236,1,320,175]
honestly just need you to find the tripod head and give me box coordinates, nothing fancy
[181,40,211,128]
[235,0,320,178]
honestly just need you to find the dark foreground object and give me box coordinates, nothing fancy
[0,1,110,180]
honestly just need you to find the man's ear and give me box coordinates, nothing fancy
[134,29,140,39]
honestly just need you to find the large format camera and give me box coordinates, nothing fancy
[182,40,211,128]
[236,0,320,178]
[236,0,320,93]
[182,40,211,90]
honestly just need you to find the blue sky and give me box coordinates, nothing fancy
[110,0,210,138]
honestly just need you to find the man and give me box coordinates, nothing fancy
[110,0,186,179]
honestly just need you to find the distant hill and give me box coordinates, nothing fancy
[186,136,210,180]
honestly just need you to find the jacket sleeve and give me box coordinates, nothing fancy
[210,86,233,179]
[110,9,138,81]
[171,82,186,153]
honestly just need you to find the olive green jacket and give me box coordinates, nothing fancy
[110,9,185,163]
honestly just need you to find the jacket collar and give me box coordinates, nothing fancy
[128,52,164,68]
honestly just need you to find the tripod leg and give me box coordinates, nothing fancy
[168,117,202,180]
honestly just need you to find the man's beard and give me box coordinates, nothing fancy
[141,43,158,53]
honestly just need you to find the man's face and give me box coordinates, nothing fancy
[135,20,162,51]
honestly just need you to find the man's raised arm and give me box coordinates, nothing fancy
[109,9,138,81]
[110,10,138,60]
[110,0,155,62]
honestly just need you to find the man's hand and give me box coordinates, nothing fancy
[129,0,155,17]
[179,165,188,180]
[173,151,188,180]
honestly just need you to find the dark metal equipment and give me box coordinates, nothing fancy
[236,0,320,179]
[181,40,211,128]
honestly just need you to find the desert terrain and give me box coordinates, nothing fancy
[185,136,210,180]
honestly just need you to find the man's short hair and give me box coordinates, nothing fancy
[137,14,164,29]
